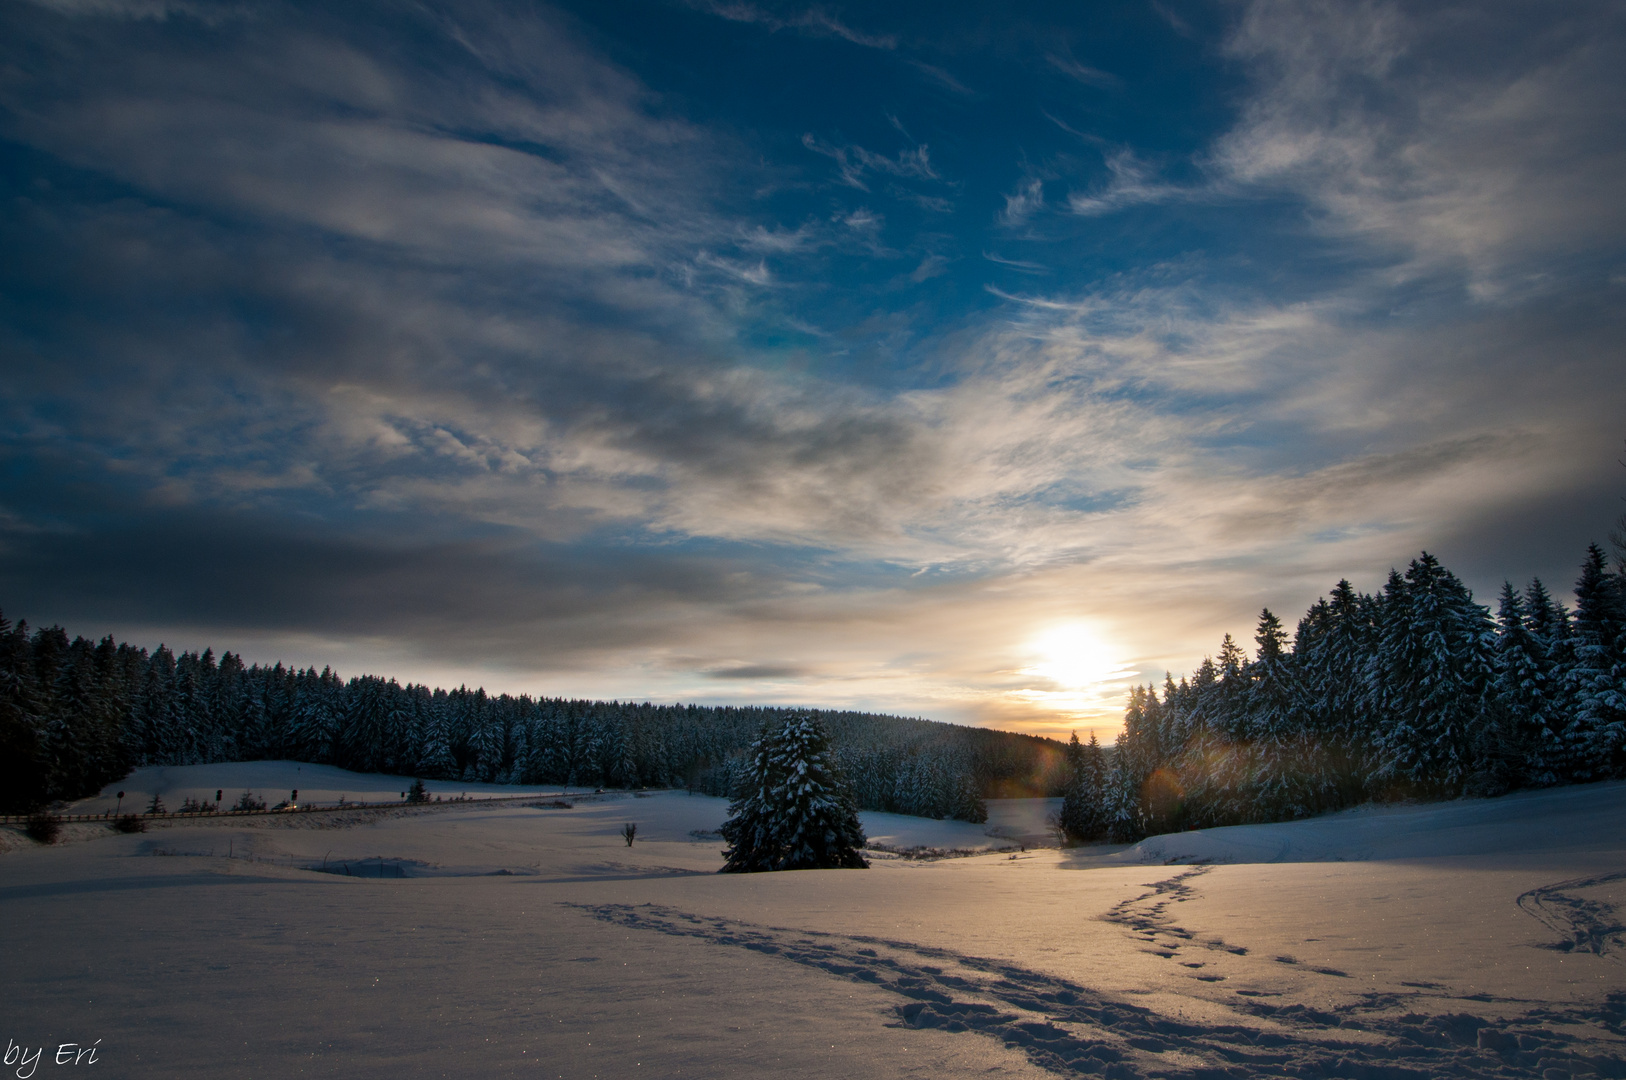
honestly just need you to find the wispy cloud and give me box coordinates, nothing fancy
[1150,1,1194,38]
[906,59,977,97]
[800,132,939,191]
[1066,149,1193,216]
[999,177,1045,226]
[982,252,1048,274]
[1045,51,1120,89]
[682,0,896,49]
[1214,0,1626,296]
[21,0,246,22]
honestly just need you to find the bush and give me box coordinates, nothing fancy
[231,790,267,812]
[111,814,147,834]
[24,812,61,844]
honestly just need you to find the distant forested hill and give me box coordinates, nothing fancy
[0,618,1065,818]
[1061,544,1626,843]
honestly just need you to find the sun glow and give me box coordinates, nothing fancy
[1010,622,1139,725]
[1024,623,1131,689]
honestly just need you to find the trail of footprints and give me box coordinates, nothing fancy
[1104,866,1351,980]
[577,869,1626,1079]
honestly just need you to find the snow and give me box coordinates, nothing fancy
[6,762,1626,1078]
[1106,780,1626,865]
[71,760,568,812]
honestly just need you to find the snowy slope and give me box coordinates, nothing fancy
[70,761,1058,851]
[1107,780,1626,865]
[4,766,1626,1079]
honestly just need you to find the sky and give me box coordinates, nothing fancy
[2,0,1624,740]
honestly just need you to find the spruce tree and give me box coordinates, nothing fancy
[1295,580,1374,804]
[0,612,47,813]
[1059,733,1090,841]
[1475,582,1560,792]
[1370,554,1495,795]
[1058,732,1110,841]
[1246,608,1315,820]
[1102,746,1144,842]
[720,715,868,872]
[1566,545,1626,777]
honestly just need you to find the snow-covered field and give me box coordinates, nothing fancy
[5,763,1626,1079]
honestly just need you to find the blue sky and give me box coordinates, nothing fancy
[3,0,1624,737]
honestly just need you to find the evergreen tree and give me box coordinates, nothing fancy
[1474,582,1561,792]
[1246,608,1315,821]
[0,608,1082,816]
[1566,545,1626,777]
[1102,746,1143,842]
[1059,732,1108,842]
[1370,554,1495,795]
[1295,580,1374,803]
[720,715,868,872]
[0,613,46,813]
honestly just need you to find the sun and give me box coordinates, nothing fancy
[1008,622,1139,724]
[1023,622,1131,691]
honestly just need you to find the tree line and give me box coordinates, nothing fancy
[1060,544,1626,843]
[0,612,1065,818]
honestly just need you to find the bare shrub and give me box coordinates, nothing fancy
[24,812,61,844]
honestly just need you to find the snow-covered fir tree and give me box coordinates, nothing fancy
[1369,554,1495,795]
[1566,545,1626,777]
[1058,732,1110,842]
[1246,608,1316,821]
[720,715,868,872]
[1472,582,1561,793]
[1294,579,1375,803]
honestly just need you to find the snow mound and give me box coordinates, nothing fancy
[1109,779,1626,865]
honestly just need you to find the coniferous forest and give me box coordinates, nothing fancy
[7,541,1623,837]
[0,612,1064,818]
[1060,544,1626,844]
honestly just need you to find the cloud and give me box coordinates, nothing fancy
[905,60,976,98]
[21,0,244,22]
[738,223,817,252]
[841,208,881,231]
[1045,52,1120,89]
[982,252,1048,274]
[2,0,1623,737]
[1066,149,1193,216]
[681,1,896,49]
[908,254,949,282]
[800,132,939,191]
[1150,1,1194,38]
[703,663,809,680]
[1214,0,1626,296]
[999,178,1045,226]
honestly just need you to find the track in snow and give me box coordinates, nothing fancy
[577,875,1626,1080]
[1518,870,1626,959]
